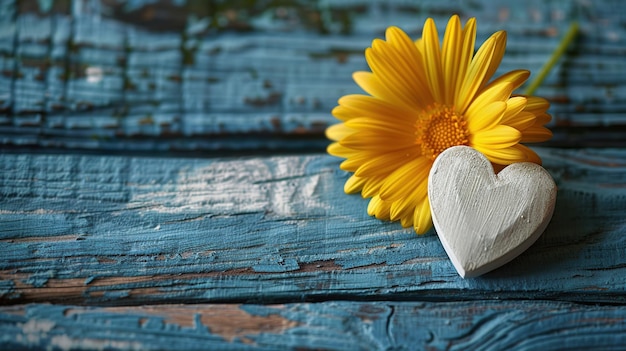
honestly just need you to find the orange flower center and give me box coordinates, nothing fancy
[415,105,469,160]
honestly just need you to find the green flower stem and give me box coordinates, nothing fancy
[524,22,579,96]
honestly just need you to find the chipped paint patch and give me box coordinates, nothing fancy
[253,256,300,273]
[78,304,299,343]
[0,279,16,299]
[14,318,57,348]
[127,155,330,219]
[3,301,626,350]
[49,335,143,351]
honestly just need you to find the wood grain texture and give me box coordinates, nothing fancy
[429,146,557,278]
[1,147,626,305]
[2,1,626,349]
[2,300,626,350]
[2,0,626,152]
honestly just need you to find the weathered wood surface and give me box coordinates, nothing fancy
[1,147,626,307]
[1,148,625,349]
[2,0,626,152]
[2,300,626,350]
[3,0,626,349]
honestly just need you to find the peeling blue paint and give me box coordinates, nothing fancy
[4,301,623,350]
[334,241,429,270]
[2,0,623,151]
[253,256,300,273]
[1,0,625,348]
[101,290,131,300]
[25,270,55,288]
[1,149,626,305]
[0,280,15,298]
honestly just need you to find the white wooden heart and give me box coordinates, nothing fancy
[428,146,557,278]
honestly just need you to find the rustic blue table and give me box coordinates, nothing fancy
[2,0,626,350]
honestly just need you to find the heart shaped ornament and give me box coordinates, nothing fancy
[428,146,557,278]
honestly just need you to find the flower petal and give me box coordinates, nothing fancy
[414,38,424,53]
[456,31,507,113]
[503,111,537,131]
[331,105,357,122]
[361,175,387,198]
[413,198,433,235]
[340,130,415,151]
[389,177,428,222]
[368,195,392,220]
[465,82,513,119]
[326,123,354,141]
[355,147,419,177]
[454,17,477,103]
[344,175,366,194]
[327,142,355,158]
[520,126,553,142]
[524,96,550,114]
[467,70,530,119]
[353,71,407,108]
[482,69,530,93]
[514,144,542,165]
[456,35,496,113]
[466,101,507,134]
[335,94,416,122]
[400,214,414,228]
[340,151,377,172]
[422,18,444,102]
[471,125,521,148]
[345,117,416,138]
[442,15,462,104]
[366,44,423,109]
[379,157,431,201]
[386,26,434,105]
[501,96,528,123]
[473,145,527,165]
[533,113,552,125]
[483,31,507,86]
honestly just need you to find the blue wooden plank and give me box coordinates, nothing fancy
[1,300,625,350]
[1,147,625,305]
[2,0,626,151]
[0,1,16,117]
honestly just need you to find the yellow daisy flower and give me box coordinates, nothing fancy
[326,15,553,235]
